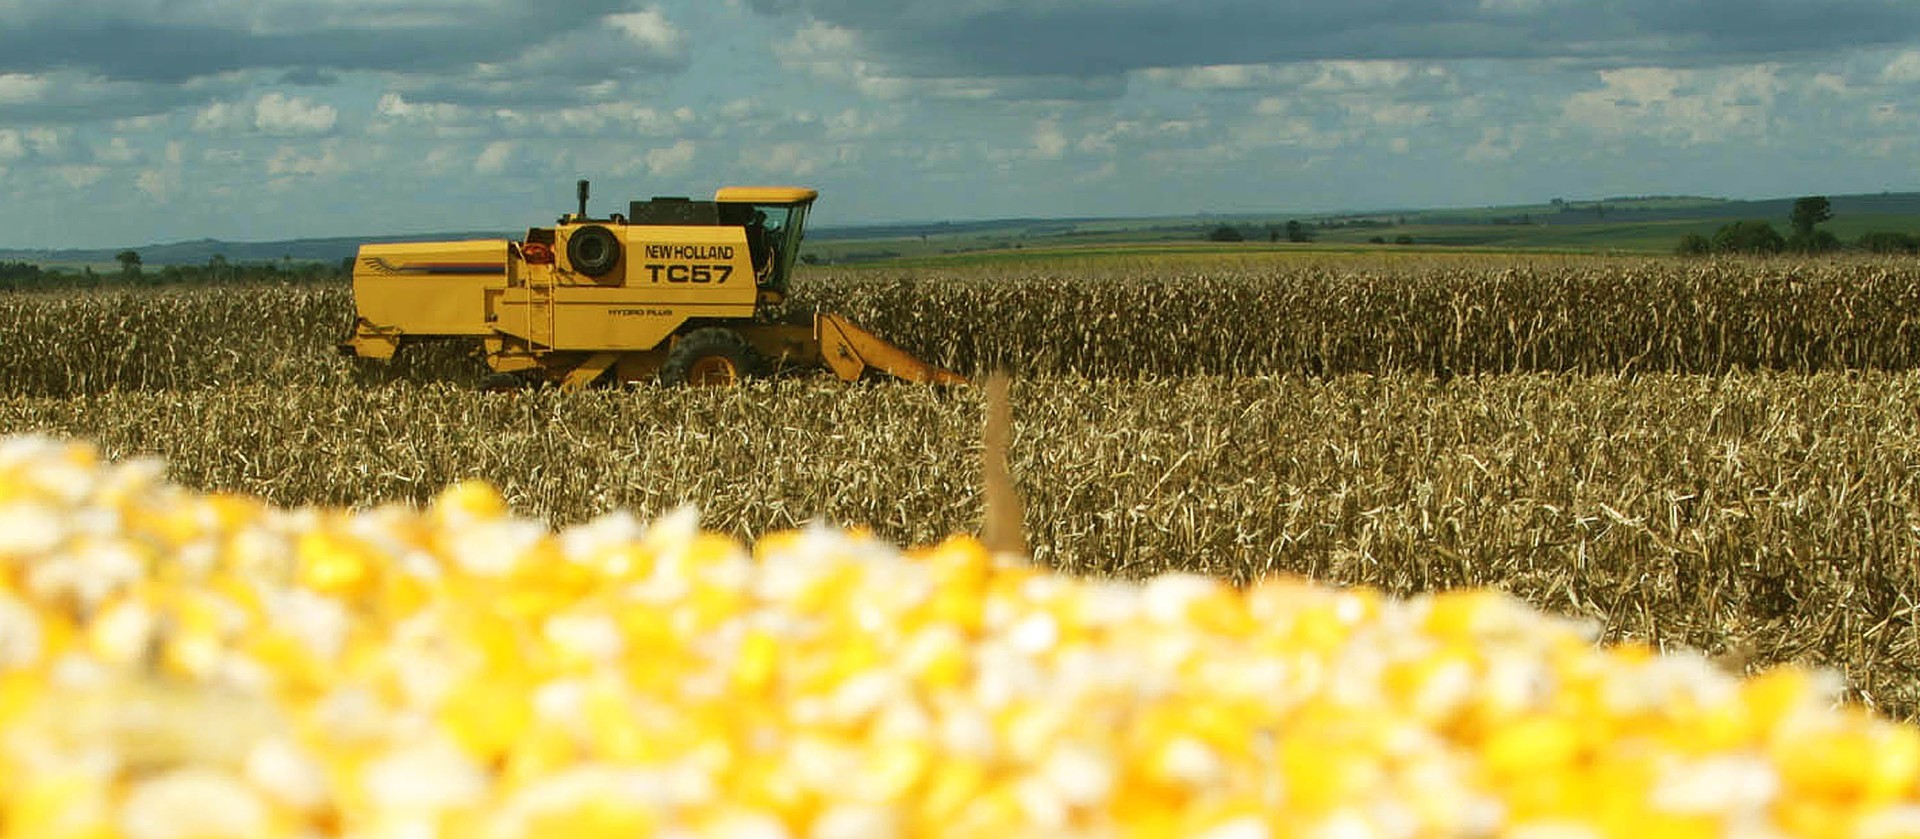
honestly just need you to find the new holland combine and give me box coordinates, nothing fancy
[339,181,964,389]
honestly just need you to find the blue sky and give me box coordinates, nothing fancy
[2,0,1918,248]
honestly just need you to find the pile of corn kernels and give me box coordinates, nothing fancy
[3,434,1919,839]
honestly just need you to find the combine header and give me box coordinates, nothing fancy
[339,181,964,389]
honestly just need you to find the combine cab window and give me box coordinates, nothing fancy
[725,202,810,292]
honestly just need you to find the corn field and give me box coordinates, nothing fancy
[4,257,1920,719]
[789,257,1920,377]
[7,257,1920,396]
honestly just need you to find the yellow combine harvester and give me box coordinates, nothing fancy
[339,180,964,389]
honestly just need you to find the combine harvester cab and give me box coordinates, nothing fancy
[339,181,964,389]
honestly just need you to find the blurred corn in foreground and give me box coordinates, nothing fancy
[2,435,1917,839]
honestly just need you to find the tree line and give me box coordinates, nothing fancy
[0,253,348,292]
[1678,196,1920,256]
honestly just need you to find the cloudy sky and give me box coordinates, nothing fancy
[3,0,1919,248]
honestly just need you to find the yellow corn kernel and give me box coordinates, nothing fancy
[1774,797,1862,839]
[820,633,882,689]
[1284,601,1353,654]
[521,798,659,839]
[86,594,155,666]
[500,725,579,787]
[1481,714,1584,780]
[5,772,116,839]
[1777,720,1920,804]
[5,437,1920,839]
[917,756,990,825]
[943,780,1028,839]
[432,480,507,522]
[295,530,377,597]
[1743,666,1819,733]
[577,543,655,582]
[1277,735,1384,813]
[732,628,781,695]
[925,582,987,635]
[858,737,933,801]
[0,672,37,728]
[162,626,225,679]
[439,680,533,761]
[243,630,332,697]
[907,629,971,691]
[583,692,653,763]
[731,758,817,832]
[1423,589,1508,640]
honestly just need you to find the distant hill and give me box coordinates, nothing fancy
[0,232,510,269]
[4,190,1918,267]
[1523,192,1920,226]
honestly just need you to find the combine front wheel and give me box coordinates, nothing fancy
[660,328,763,387]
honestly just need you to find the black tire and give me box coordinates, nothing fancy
[566,225,621,277]
[659,328,763,387]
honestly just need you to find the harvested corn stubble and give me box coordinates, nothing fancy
[2,434,1918,839]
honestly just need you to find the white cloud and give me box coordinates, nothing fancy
[254,93,337,136]
[824,108,898,140]
[1882,51,1920,84]
[1463,126,1521,161]
[538,102,684,135]
[96,136,139,164]
[774,22,915,98]
[474,140,514,174]
[1032,120,1068,160]
[0,131,22,161]
[1810,72,1849,95]
[56,165,106,188]
[744,143,828,177]
[607,7,682,55]
[1234,113,1352,152]
[1562,66,1774,144]
[195,94,338,136]
[1140,60,1445,94]
[1156,119,1200,137]
[113,114,166,132]
[134,140,184,201]
[266,144,346,178]
[422,145,463,175]
[193,100,249,134]
[1141,64,1293,91]
[376,92,464,125]
[1076,123,1126,155]
[0,73,49,105]
[1365,102,1435,128]
[23,127,60,156]
[644,139,696,176]
[1303,61,1426,92]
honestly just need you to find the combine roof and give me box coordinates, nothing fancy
[714,186,818,204]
